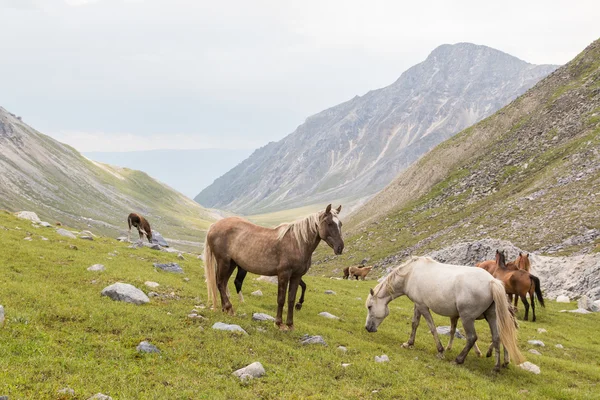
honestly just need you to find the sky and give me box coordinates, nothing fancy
[0,0,598,152]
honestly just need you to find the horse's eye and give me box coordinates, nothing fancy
[368,305,372,310]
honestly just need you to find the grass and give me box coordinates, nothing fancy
[1,211,600,399]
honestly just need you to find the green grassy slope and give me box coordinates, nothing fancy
[1,212,599,399]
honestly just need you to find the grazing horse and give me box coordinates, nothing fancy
[204,204,344,330]
[232,266,308,310]
[365,257,524,371]
[349,265,373,280]
[478,250,544,321]
[127,213,153,243]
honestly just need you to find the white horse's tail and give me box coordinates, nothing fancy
[203,228,219,310]
[491,279,525,365]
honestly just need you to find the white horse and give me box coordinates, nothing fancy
[365,256,524,371]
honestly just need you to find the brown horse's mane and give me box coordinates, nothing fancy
[276,210,339,249]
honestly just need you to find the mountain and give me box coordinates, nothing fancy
[195,43,558,215]
[313,38,600,273]
[0,107,217,246]
[84,149,253,198]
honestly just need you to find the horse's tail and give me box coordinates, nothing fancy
[530,274,545,307]
[343,266,350,279]
[127,214,132,230]
[490,279,525,365]
[203,228,218,310]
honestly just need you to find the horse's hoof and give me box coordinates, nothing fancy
[492,367,501,373]
[286,324,295,331]
[445,346,452,352]
[486,351,493,358]
[295,303,302,310]
[453,358,465,365]
[279,325,290,332]
[401,343,413,349]
[502,362,509,368]
[436,352,445,359]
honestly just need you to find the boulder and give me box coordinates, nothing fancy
[101,283,149,305]
[136,341,160,353]
[527,340,545,347]
[212,322,248,335]
[556,295,570,303]
[519,361,541,374]
[56,229,77,239]
[16,211,40,223]
[375,354,389,363]
[300,334,326,346]
[87,264,105,272]
[252,313,275,321]
[233,362,265,381]
[151,231,169,247]
[153,262,183,273]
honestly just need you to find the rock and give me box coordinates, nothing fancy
[23,237,32,241]
[16,211,40,223]
[555,344,564,349]
[375,354,389,363]
[252,313,275,321]
[80,235,94,241]
[56,228,77,239]
[561,308,592,314]
[324,290,336,295]
[188,313,206,320]
[519,361,541,374]
[177,253,185,260]
[212,322,248,335]
[337,346,347,353]
[151,231,169,247]
[87,264,105,272]
[80,230,95,237]
[87,394,112,400]
[0,305,4,326]
[251,290,263,296]
[233,362,265,380]
[136,341,160,353]
[527,340,545,347]
[578,295,600,312]
[341,363,351,368]
[147,291,159,297]
[117,236,128,242]
[144,281,160,288]
[39,221,52,228]
[528,349,542,355]
[256,276,278,284]
[537,328,547,334]
[300,334,327,346]
[436,326,465,339]
[144,242,162,250]
[101,283,149,305]
[58,387,75,396]
[318,312,340,320]
[556,295,570,303]
[183,277,190,282]
[153,262,184,273]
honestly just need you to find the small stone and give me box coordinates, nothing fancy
[183,277,190,282]
[41,237,48,241]
[561,308,592,314]
[324,290,336,295]
[69,245,78,250]
[256,327,266,332]
[101,283,149,305]
[555,295,570,303]
[527,340,545,347]
[528,349,542,355]
[23,237,32,241]
[252,313,275,321]
[537,328,547,334]
[58,387,75,396]
[233,362,265,380]
[117,236,128,242]
[436,326,465,339]
[188,313,206,320]
[212,322,248,335]
[177,253,185,260]
[337,346,347,353]
[0,305,5,326]
[147,291,159,297]
[87,264,105,272]
[300,335,327,346]
[555,344,564,349]
[375,354,389,363]
[136,341,160,353]
[519,361,541,374]
[319,312,340,320]
[153,262,184,274]
[80,236,94,241]
[251,290,263,296]
[341,363,351,368]
[56,228,77,239]
[39,221,52,227]
[144,281,160,288]
[87,394,112,400]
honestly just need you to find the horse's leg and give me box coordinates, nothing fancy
[454,317,477,365]
[484,306,502,371]
[215,257,236,315]
[402,305,421,349]
[446,316,458,352]
[233,267,247,304]
[529,285,536,322]
[419,307,445,358]
[285,275,301,330]
[521,294,530,321]
[513,293,519,311]
[275,270,291,329]
[295,279,306,310]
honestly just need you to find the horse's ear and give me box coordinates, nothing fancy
[325,204,332,214]
[336,205,342,213]
[519,252,522,256]
[370,288,374,296]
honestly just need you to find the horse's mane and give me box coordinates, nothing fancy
[276,210,338,249]
[372,256,425,297]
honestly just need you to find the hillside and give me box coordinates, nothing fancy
[315,39,600,273]
[196,43,557,215]
[0,107,217,245]
[1,211,599,399]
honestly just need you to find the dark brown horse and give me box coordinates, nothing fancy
[127,213,153,243]
[233,266,308,310]
[477,250,544,321]
[204,204,344,330]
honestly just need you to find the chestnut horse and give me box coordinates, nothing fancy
[127,213,153,243]
[204,204,344,330]
[349,265,373,280]
[477,250,544,321]
[232,266,308,310]
[343,264,364,279]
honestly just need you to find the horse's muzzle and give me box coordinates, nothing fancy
[365,325,377,333]
[334,244,344,255]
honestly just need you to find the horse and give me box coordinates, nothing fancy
[349,265,373,280]
[365,256,524,371]
[514,253,531,272]
[477,250,544,321]
[232,266,308,310]
[204,204,344,330]
[127,213,153,243]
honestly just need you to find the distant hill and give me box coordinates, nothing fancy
[84,149,252,198]
[195,43,558,215]
[0,107,217,245]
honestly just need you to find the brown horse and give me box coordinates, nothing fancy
[204,204,344,330]
[477,250,544,321]
[343,264,363,279]
[514,253,531,272]
[349,265,373,280]
[127,213,153,243]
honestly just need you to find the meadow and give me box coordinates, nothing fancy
[1,211,599,399]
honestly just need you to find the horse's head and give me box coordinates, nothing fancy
[318,204,344,255]
[365,288,389,333]
[495,249,506,269]
[518,252,531,270]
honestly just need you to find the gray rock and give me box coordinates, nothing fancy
[80,235,94,241]
[101,283,149,305]
[578,295,600,312]
[519,361,541,374]
[436,326,465,339]
[251,290,263,296]
[87,394,112,400]
[341,363,351,368]
[144,242,162,250]
[87,264,105,272]
[58,387,75,396]
[555,344,564,349]
[144,281,160,288]
[151,231,168,247]
[256,276,278,284]
[375,354,389,363]
[212,322,248,335]
[324,290,336,295]
[300,334,327,346]
[153,262,184,273]
[117,236,128,242]
[337,346,347,353]
[177,253,185,260]
[528,349,542,355]
[527,340,545,347]
[252,313,275,321]
[0,305,4,326]
[318,312,340,320]
[16,211,40,223]
[233,362,265,380]
[136,341,160,353]
[56,228,77,239]
[39,221,52,228]
[561,308,592,314]
[556,295,570,303]
[537,328,547,334]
